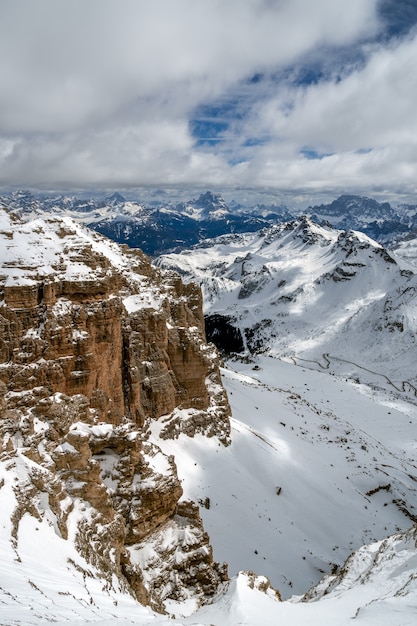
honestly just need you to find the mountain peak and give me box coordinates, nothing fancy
[280,214,336,246]
[105,191,126,205]
[193,191,229,215]
[309,194,394,219]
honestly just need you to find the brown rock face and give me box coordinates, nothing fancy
[0,210,231,611]
[0,284,125,423]
[0,218,230,434]
[129,499,229,609]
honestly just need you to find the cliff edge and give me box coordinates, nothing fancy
[0,208,230,613]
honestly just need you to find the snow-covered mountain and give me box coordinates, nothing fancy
[1,208,417,625]
[308,194,396,224]
[0,190,286,256]
[3,189,417,255]
[154,215,417,623]
[306,194,417,245]
[156,216,417,392]
[178,190,231,219]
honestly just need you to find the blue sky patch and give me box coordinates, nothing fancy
[300,147,334,160]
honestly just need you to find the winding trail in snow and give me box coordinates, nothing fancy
[290,354,417,397]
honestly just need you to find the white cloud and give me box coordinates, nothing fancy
[2,0,416,203]
[232,30,417,196]
[0,0,380,130]
[262,34,417,151]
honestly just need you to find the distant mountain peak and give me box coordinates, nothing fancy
[193,191,229,215]
[105,192,126,205]
[308,194,394,219]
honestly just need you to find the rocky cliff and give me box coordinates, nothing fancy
[0,208,230,613]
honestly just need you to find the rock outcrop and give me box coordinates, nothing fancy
[0,208,230,612]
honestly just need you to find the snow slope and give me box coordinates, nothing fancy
[152,357,417,600]
[2,357,417,625]
[394,232,417,270]
[2,212,417,625]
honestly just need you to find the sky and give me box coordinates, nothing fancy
[1,0,417,206]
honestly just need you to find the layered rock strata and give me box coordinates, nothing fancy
[0,209,230,611]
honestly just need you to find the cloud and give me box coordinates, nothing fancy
[0,0,380,130]
[233,30,417,194]
[261,35,417,151]
[2,0,416,203]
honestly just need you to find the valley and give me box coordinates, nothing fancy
[1,201,417,625]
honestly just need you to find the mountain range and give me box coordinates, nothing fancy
[156,216,417,388]
[305,194,417,245]
[1,189,416,254]
[1,201,417,624]
[0,190,285,256]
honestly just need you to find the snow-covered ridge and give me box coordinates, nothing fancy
[0,189,287,256]
[156,216,417,390]
[0,208,145,285]
[3,189,416,255]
